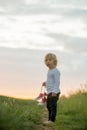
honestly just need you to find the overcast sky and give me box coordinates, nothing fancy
[0,0,87,98]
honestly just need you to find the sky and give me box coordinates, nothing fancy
[0,0,87,99]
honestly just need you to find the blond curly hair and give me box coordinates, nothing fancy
[44,53,58,66]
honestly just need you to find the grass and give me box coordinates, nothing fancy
[52,92,87,130]
[0,91,87,130]
[0,96,43,130]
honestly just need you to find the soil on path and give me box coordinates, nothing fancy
[36,106,53,130]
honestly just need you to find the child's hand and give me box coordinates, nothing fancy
[52,92,57,97]
[42,82,46,86]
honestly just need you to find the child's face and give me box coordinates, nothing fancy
[45,58,55,69]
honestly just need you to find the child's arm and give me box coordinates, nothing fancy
[52,70,60,96]
[52,92,57,96]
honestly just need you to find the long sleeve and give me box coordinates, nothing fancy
[46,68,60,94]
[52,70,60,93]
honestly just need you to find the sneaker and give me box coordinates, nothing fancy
[35,93,44,100]
[41,97,47,103]
[38,97,47,105]
[35,92,47,100]
[43,120,53,124]
[44,92,47,96]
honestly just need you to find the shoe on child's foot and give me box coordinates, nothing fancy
[43,120,53,124]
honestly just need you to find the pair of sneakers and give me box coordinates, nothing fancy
[35,92,47,105]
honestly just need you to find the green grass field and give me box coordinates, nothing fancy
[53,92,87,130]
[0,91,87,130]
[0,96,43,130]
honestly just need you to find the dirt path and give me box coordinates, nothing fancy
[36,106,53,130]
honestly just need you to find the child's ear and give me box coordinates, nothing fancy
[54,60,56,65]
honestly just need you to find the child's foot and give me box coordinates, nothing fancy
[43,120,53,124]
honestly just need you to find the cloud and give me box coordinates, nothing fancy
[0,15,56,50]
[0,7,5,14]
[64,38,87,54]
[0,0,24,6]
[58,47,87,79]
[0,14,87,52]
[47,33,87,55]
[0,0,24,14]
[25,0,42,5]
[0,0,87,52]
[0,0,87,16]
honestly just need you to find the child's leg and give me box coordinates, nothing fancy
[48,108,51,121]
[50,93,60,122]
[46,97,51,121]
[47,95,51,121]
[50,97,58,122]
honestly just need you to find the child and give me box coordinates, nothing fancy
[42,53,60,124]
